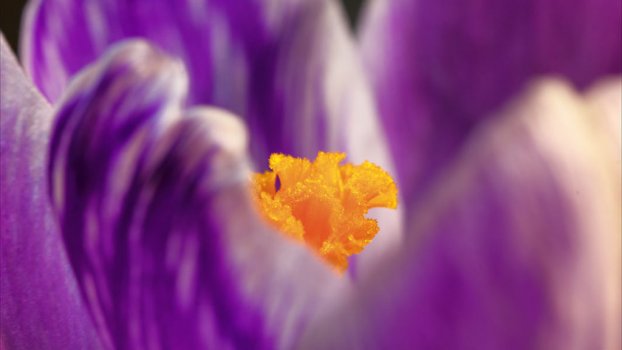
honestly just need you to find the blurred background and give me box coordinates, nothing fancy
[2,0,365,52]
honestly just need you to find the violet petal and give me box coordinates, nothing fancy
[0,34,103,349]
[301,79,622,349]
[48,40,343,349]
[23,0,402,268]
[22,0,394,172]
[360,0,622,213]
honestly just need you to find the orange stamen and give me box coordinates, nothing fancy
[252,152,397,272]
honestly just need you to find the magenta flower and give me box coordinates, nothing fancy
[1,0,620,349]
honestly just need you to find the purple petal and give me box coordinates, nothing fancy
[359,0,622,212]
[48,39,343,349]
[0,35,102,349]
[22,0,394,170]
[23,0,403,268]
[301,80,622,349]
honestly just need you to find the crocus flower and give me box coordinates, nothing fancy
[1,0,620,349]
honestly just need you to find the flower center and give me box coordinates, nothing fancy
[252,152,397,272]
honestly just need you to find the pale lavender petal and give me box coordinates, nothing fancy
[585,78,622,161]
[0,34,102,349]
[301,80,622,349]
[48,39,344,349]
[360,0,622,212]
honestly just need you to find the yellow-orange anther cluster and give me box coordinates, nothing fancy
[252,152,398,272]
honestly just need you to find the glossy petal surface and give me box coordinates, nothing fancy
[0,35,102,349]
[48,40,343,349]
[360,0,622,212]
[301,80,622,349]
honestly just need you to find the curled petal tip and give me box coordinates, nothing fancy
[48,39,341,349]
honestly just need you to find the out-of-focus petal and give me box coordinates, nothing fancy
[585,78,622,164]
[360,0,622,212]
[0,34,102,349]
[49,40,345,349]
[300,79,621,349]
